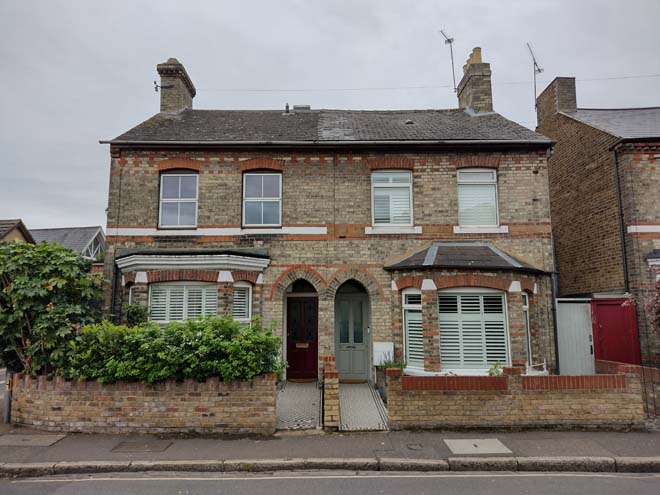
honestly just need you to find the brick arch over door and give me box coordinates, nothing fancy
[269,266,327,301]
[326,268,382,301]
[434,274,510,292]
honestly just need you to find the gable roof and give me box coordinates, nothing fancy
[564,107,660,140]
[106,108,551,147]
[384,241,544,273]
[0,219,35,243]
[30,226,104,254]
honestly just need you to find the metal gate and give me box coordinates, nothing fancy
[556,299,595,374]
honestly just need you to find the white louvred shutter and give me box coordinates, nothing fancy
[389,187,411,224]
[483,295,507,365]
[439,295,461,367]
[232,286,250,320]
[458,184,497,226]
[186,287,204,318]
[149,286,168,323]
[203,287,218,317]
[373,190,391,224]
[168,287,185,322]
[405,309,424,368]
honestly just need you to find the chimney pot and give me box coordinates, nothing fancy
[156,58,196,113]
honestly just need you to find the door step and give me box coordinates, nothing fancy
[339,382,388,431]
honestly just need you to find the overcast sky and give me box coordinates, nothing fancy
[1,0,659,230]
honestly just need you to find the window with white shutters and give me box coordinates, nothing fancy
[149,283,218,323]
[232,283,252,323]
[403,289,424,369]
[438,290,509,370]
[371,171,413,226]
[457,169,498,227]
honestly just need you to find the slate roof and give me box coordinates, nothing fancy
[384,241,544,273]
[0,219,34,243]
[565,107,660,140]
[31,226,103,254]
[108,109,551,145]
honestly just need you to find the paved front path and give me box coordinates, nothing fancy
[0,426,658,464]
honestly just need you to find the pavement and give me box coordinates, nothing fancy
[0,423,659,477]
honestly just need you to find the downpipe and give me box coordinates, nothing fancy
[3,369,12,424]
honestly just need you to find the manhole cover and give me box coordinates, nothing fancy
[406,443,424,451]
[444,438,512,455]
[111,440,173,452]
[0,434,66,447]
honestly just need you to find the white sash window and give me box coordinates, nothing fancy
[457,169,499,227]
[149,282,218,323]
[438,289,509,370]
[371,171,413,226]
[243,173,282,227]
[232,282,252,323]
[403,288,424,370]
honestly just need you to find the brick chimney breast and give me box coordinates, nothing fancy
[457,47,493,113]
[156,58,196,113]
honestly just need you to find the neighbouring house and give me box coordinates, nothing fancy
[0,219,35,244]
[536,77,660,367]
[31,226,105,272]
[101,48,556,382]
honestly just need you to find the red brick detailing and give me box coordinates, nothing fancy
[595,359,660,381]
[434,274,509,291]
[326,268,383,301]
[122,272,136,285]
[369,158,415,170]
[521,278,535,293]
[522,374,626,390]
[240,158,285,172]
[402,375,508,391]
[453,155,501,169]
[269,266,327,301]
[394,275,424,290]
[146,270,219,283]
[503,366,524,376]
[231,270,259,284]
[157,159,201,172]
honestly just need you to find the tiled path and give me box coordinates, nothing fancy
[339,382,388,431]
[276,381,321,430]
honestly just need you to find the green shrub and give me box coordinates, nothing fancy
[64,317,282,384]
[125,303,149,327]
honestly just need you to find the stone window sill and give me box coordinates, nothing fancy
[364,226,423,235]
[453,225,509,234]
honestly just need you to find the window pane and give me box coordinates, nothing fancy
[353,301,363,344]
[232,287,249,319]
[245,175,262,198]
[405,309,424,368]
[373,190,391,224]
[458,184,497,226]
[459,170,496,182]
[180,175,197,199]
[262,201,280,225]
[244,201,262,225]
[262,175,280,198]
[389,187,411,224]
[161,202,179,226]
[338,300,350,343]
[390,172,411,184]
[162,176,180,199]
[179,202,197,225]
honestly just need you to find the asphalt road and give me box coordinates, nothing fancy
[1,471,658,495]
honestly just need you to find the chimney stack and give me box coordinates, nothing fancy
[536,77,577,127]
[156,58,196,113]
[456,47,493,113]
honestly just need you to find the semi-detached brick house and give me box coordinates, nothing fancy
[101,48,556,381]
[536,77,660,366]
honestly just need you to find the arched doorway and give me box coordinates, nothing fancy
[335,280,370,382]
[285,279,318,381]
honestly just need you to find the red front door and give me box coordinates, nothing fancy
[286,297,318,380]
[591,299,642,365]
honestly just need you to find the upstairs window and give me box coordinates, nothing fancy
[371,171,413,226]
[402,288,424,370]
[159,173,198,228]
[232,282,253,323]
[243,173,282,227]
[457,169,498,227]
[149,282,217,323]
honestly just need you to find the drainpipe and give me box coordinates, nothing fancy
[3,369,12,424]
[612,147,630,293]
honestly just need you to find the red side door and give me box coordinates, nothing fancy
[591,299,642,365]
[286,297,318,380]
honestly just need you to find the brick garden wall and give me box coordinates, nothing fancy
[11,373,277,435]
[386,368,645,430]
[596,359,660,417]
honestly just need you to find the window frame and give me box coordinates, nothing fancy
[522,292,533,366]
[232,281,253,323]
[437,287,511,372]
[370,170,414,227]
[457,168,500,228]
[402,287,423,371]
[242,172,283,228]
[148,281,218,324]
[158,172,199,228]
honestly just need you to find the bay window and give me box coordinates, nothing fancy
[232,282,252,323]
[149,282,218,323]
[402,288,424,370]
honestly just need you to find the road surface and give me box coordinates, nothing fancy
[1,470,658,495]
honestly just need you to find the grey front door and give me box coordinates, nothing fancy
[336,295,369,381]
